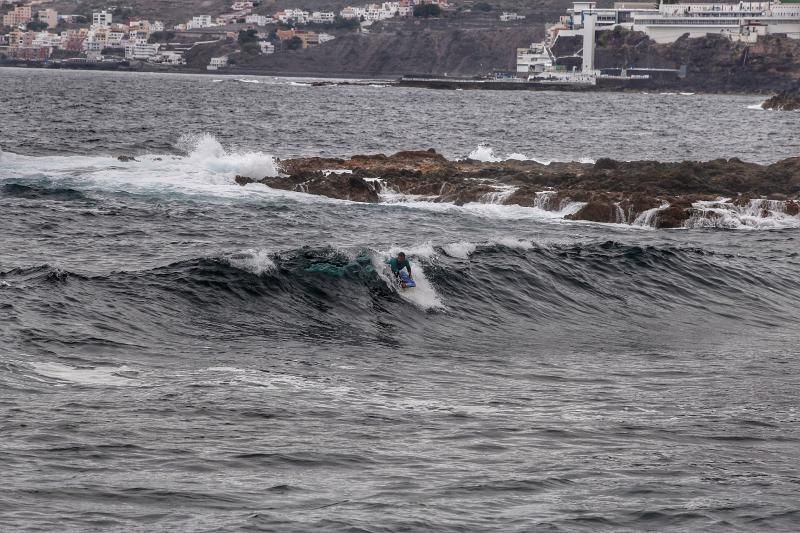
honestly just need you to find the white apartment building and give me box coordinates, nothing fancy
[31,31,61,47]
[37,9,59,29]
[340,6,366,19]
[188,15,214,29]
[92,10,112,27]
[310,11,336,23]
[107,31,126,46]
[276,9,310,23]
[125,39,160,59]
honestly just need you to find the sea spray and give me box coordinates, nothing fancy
[224,249,277,276]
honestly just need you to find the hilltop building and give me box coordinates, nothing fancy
[2,5,32,27]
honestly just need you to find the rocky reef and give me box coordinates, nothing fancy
[235,150,800,228]
[762,84,800,111]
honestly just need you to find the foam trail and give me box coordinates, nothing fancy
[28,362,140,387]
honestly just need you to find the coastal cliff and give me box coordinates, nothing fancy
[233,150,800,228]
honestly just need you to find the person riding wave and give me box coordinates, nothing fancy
[388,252,413,287]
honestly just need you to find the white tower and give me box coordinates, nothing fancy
[582,12,596,72]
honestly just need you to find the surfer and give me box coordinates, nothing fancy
[389,252,413,287]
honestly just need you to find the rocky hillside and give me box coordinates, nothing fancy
[197,25,543,76]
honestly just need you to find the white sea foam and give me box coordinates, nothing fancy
[685,198,800,229]
[493,237,535,250]
[442,241,477,259]
[632,202,669,228]
[224,248,276,275]
[747,102,766,110]
[28,362,140,387]
[0,134,290,199]
[465,144,594,165]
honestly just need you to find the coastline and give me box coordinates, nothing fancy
[0,62,781,96]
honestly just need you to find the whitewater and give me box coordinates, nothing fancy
[2,68,800,532]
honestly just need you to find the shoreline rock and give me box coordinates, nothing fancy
[235,150,800,228]
[762,84,800,111]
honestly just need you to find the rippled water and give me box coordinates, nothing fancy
[2,68,800,532]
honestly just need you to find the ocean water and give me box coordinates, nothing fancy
[2,68,800,532]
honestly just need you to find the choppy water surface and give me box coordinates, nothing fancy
[1,68,800,532]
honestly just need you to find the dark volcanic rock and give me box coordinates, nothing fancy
[566,195,619,223]
[656,205,692,229]
[261,172,380,203]
[234,150,800,226]
[762,84,800,111]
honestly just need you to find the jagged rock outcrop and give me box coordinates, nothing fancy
[235,150,800,228]
[762,84,800,110]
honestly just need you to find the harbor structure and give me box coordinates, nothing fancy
[554,0,800,43]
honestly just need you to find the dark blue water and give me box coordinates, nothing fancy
[2,68,800,532]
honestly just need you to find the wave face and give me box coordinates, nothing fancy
[3,70,800,533]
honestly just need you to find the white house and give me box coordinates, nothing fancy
[245,14,274,25]
[260,41,275,53]
[207,55,228,70]
[500,12,526,21]
[158,51,185,64]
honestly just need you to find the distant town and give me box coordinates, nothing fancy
[0,0,495,70]
[1,0,799,90]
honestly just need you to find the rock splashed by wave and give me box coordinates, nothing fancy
[234,149,800,230]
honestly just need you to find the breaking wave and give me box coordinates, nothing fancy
[0,134,279,198]
[466,144,596,165]
[4,240,800,351]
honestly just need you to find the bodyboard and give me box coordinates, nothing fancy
[398,271,416,288]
